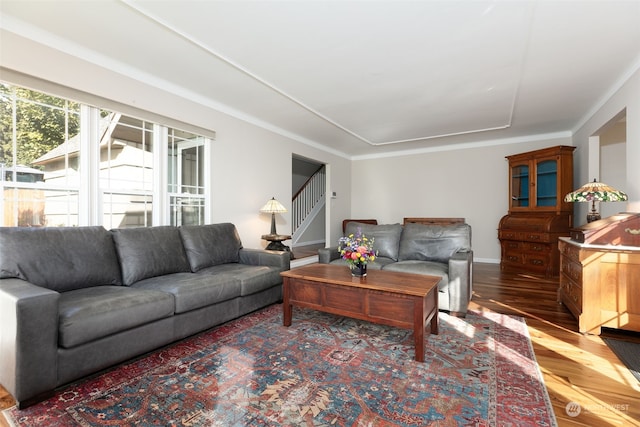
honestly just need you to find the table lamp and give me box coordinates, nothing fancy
[260,197,287,235]
[564,179,628,223]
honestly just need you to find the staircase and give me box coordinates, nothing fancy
[291,165,325,246]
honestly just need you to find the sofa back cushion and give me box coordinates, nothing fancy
[344,222,403,261]
[398,223,472,263]
[179,223,242,272]
[112,226,191,285]
[0,226,122,291]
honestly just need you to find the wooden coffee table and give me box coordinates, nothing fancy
[280,263,440,362]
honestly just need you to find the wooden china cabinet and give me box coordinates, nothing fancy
[498,145,575,277]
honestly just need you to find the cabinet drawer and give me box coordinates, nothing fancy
[559,241,581,261]
[560,276,583,312]
[561,259,582,282]
[524,242,551,252]
[499,230,521,240]
[502,240,522,250]
[524,253,549,268]
[523,232,549,243]
[502,250,524,264]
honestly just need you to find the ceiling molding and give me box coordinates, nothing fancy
[351,131,573,161]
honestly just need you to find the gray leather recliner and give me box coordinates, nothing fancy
[319,221,473,316]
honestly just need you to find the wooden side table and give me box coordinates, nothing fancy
[262,234,293,258]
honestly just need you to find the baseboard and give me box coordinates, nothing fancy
[474,258,500,264]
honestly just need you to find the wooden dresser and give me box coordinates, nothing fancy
[499,145,575,277]
[558,213,640,335]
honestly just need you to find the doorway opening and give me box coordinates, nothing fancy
[291,155,326,260]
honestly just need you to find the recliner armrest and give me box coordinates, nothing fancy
[0,278,59,406]
[447,249,474,316]
[239,248,290,271]
[318,247,340,264]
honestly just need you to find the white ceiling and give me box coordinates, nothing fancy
[1,0,639,157]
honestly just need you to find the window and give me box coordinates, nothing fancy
[168,129,205,226]
[0,84,80,226]
[0,83,210,228]
[100,112,155,229]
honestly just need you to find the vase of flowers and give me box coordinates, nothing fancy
[338,228,376,277]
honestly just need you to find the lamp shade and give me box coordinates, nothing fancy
[564,179,628,203]
[259,197,287,214]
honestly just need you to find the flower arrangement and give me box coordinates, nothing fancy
[338,228,376,267]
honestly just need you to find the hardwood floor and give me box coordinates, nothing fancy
[469,263,640,427]
[1,262,638,426]
[291,242,325,259]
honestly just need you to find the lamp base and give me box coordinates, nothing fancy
[587,212,601,223]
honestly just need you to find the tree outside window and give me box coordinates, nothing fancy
[0,83,207,228]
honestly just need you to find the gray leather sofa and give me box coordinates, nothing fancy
[0,223,289,408]
[319,221,473,316]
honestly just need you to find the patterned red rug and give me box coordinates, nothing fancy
[3,304,556,426]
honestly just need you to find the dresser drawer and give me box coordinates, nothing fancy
[560,276,583,314]
[561,259,582,282]
[559,240,581,261]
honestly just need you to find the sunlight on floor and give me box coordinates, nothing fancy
[481,297,640,425]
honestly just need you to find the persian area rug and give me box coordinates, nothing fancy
[3,304,556,427]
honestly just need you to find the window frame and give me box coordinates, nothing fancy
[1,80,213,228]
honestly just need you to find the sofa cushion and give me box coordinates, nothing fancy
[58,286,174,348]
[398,223,471,263]
[196,263,281,296]
[131,272,241,314]
[179,223,242,272]
[112,226,191,285]
[0,226,122,292]
[344,222,403,261]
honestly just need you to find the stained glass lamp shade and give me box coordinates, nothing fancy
[564,179,628,223]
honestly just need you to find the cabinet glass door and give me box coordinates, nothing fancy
[511,164,529,207]
[536,159,557,207]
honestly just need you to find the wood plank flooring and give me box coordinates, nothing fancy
[1,262,638,426]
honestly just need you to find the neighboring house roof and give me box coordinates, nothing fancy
[33,113,118,165]
[2,164,44,175]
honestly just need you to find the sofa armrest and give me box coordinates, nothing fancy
[318,247,340,264]
[0,278,59,406]
[239,248,290,271]
[447,249,474,315]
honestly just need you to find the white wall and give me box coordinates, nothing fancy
[572,67,640,224]
[600,121,627,219]
[351,137,572,262]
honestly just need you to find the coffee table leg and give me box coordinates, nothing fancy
[430,290,439,335]
[282,278,292,326]
[414,298,425,362]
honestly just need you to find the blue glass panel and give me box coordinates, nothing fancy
[536,160,557,206]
